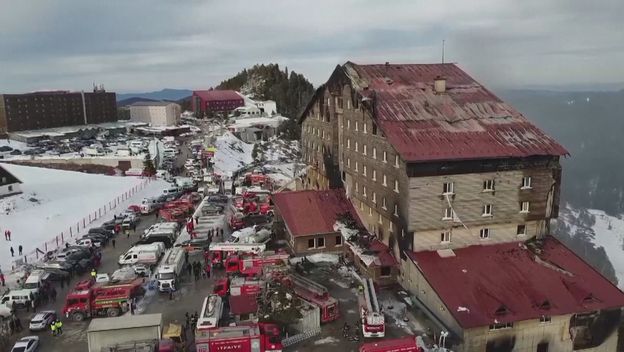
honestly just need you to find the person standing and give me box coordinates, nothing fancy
[4,230,7,241]
[90,268,97,279]
[56,320,63,335]
[15,316,22,332]
[50,321,57,336]
[10,247,14,257]
[18,245,23,256]
[112,238,116,248]
[6,229,11,241]
[0,272,5,286]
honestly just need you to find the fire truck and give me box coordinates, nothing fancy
[208,242,266,267]
[359,336,425,352]
[62,278,145,321]
[225,251,290,277]
[358,278,385,337]
[277,273,340,323]
[195,323,283,352]
[213,276,265,297]
[196,295,224,331]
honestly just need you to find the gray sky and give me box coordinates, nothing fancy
[1,0,623,93]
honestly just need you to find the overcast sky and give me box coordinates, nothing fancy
[1,0,623,93]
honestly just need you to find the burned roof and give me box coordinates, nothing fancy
[407,236,624,329]
[306,62,568,163]
[273,188,359,237]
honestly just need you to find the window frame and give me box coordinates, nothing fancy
[483,179,495,192]
[517,224,527,236]
[442,182,454,195]
[520,201,530,213]
[479,228,490,239]
[440,231,452,243]
[443,207,454,221]
[482,204,493,217]
[521,176,532,190]
[316,237,325,248]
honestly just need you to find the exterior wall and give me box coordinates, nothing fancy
[255,100,277,115]
[130,104,181,126]
[461,314,619,352]
[0,91,117,132]
[344,245,398,286]
[0,183,22,198]
[408,166,559,251]
[292,232,344,255]
[0,96,7,135]
[87,325,161,351]
[399,257,463,336]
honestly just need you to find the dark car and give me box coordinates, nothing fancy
[10,149,22,155]
[243,214,272,228]
[135,236,173,248]
[175,238,211,251]
[80,234,108,246]
[207,195,229,204]
[89,227,114,238]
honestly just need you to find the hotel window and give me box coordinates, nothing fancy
[383,151,388,163]
[363,144,367,155]
[443,182,454,195]
[363,123,367,134]
[355,121,359,131]
[489,322,513,330]
[520,201,530,213]
[517,225,526,236]
[440,231,452,243]
[355,142,359,152]
[482,204,493,217]
[372,123,378,135]
[316,237,325,248]
[394,155,400,168]
[443,207,454,220]
[394,180,399,193]
[355,161,359,172]
[372,192,376,203]
[372,147,377,159]
[521,176,532,189]
[347,120,351,129]
[307,239,315,249]
[360,201,364,211]
[347,158,351,168]
[394,204,399,216]
[483,179,495,191]
[382,174,387,186]
[347,138,351,149]
[479,228,490,239]
[378,213,383,224]
[335,235,342,246]
[363,165,367,177]
[355,181,359,193]
[539,315,551,324]
[363,186,367,197]
[369,207,373,216]
[382,197,387,210]
[372,169,377,181]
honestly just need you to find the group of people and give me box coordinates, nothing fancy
[188,261,209,281]
[184,311,199,334]
[4,229,11,240]
[9,245,23,257]
[50,320,63,336]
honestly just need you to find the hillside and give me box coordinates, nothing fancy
[116,88,192,103]
[217,64,314,139]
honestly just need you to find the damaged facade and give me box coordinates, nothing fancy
[298,62,624,351]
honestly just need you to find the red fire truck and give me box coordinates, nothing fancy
[359,336,424,352]
[62,278,145,321]
[358,278,385,337]
[208,242,266,267]
[277,273,340,323]
[224,251,290,277]
[195,323,283,352]
[213,276,265,297]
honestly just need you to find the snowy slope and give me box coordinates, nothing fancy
[0,163,169,271]
[560,206,624,288]
[212,132,254,177]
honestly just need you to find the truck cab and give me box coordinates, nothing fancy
[63,279,145,321]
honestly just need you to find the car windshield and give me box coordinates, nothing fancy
[30,319,42,324]
[159,273,175,280]
[23,282,38,289]
[12,347,26,352]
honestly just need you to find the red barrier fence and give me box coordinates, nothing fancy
[11,177,154,270]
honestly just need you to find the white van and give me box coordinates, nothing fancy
[23,271,44,296]
[118,251,159,266]
[1,289,33,309]
[140,197,162,214]
[163,187,180,195]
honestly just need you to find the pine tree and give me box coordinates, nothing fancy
[143,151,156,176]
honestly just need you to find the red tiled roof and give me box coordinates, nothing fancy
[273,189,359,237]
[229,294,258,315]
[193,90,242,102]
[407,236,624,329]
[342,62,568,163]
[368,240,398,267]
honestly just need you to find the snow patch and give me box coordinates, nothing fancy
[313,336,340,345]
[212,132,253,177]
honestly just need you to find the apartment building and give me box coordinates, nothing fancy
[0,89,117,135]
[129,101,181,126]
[192,90,244,114]
[299,61,624,351]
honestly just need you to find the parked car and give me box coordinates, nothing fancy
[29,310,57,331]
[10,336,39,352]
[39,268,69,282]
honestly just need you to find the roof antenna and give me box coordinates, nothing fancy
[442,40,445,64]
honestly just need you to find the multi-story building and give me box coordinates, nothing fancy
[0,89,117,135]
[129,101,181,126]
[299,62,624,351]
[191,90,244,115]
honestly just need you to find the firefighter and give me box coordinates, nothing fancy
[50,321,57,336]
[55,320,63,335]
[90,268,97,279]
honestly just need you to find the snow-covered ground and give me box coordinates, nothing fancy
[212,132,254,177]
[582,209,624,287]
[0,163,169,271]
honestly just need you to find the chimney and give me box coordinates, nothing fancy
[434,75,446,94]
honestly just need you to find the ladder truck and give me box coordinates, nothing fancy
[358,278,385,337]
[280,273,340,323]
[208,242,266,267]
[196,294,224,331]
